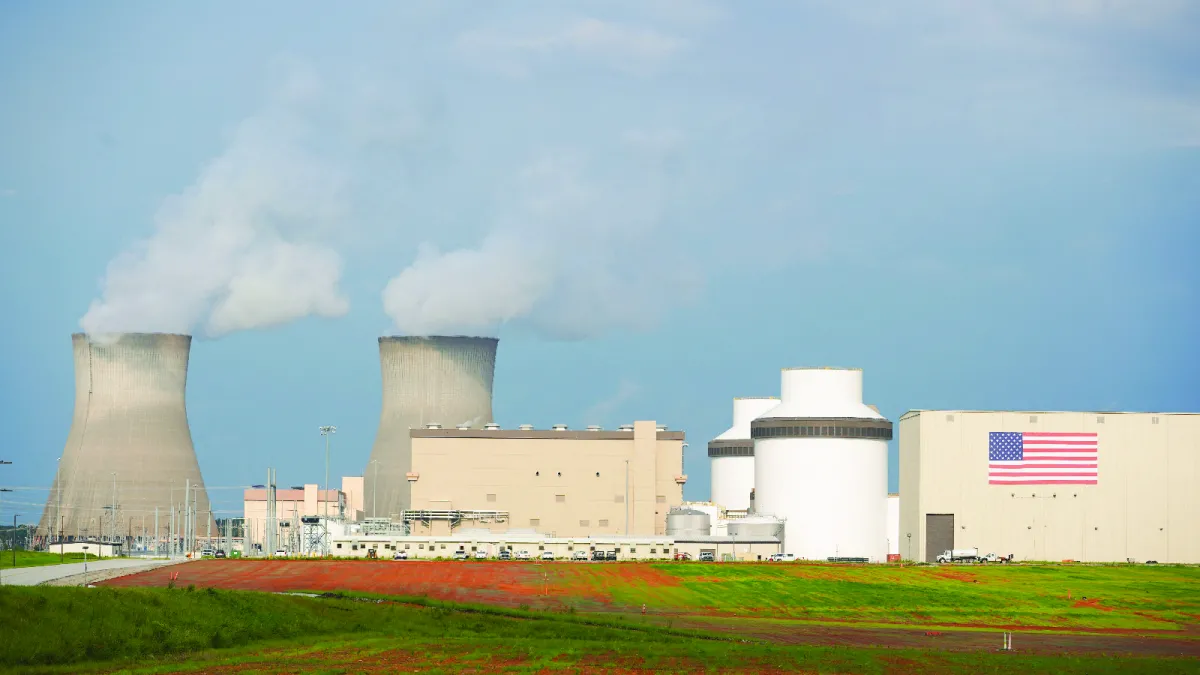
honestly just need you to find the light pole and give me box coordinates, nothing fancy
[82,545,89,585]
[369,460,379,518]
[319,426,336,519]
[55,458,61,546]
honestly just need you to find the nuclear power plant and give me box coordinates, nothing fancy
[708,397,777,513]
[38,333,214,542]
[363,336,498,520]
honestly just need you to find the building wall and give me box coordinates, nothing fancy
[900,411,1200,563]
[341,477,364,522]
[710,456,755,511]
[408,423,685,537]
[887,494,900,556]
[330,535,779,561]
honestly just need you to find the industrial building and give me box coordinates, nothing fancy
[242,477,363,552]
[364,336,498,520]
[406,420,687,537]
[753,367,891,562]
[708,397,777,514]
[330,532,781,561]
[37,333,214,542]
[899,410,1200,563]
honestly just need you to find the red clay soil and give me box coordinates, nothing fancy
[102,560,572,607]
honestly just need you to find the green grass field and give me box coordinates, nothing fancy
[0,550,107,569]
[571,563,1200,631]
[2,586,1197,674]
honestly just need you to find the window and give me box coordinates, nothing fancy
[595,472,600,477]
[567,545,573,551]
[656,495,666,504]
[580,520,590,527]
[538,545,545,550]
[557,472,562,477]
[487,493,497,502]
[405,544,410,549]
[336,543,342,549]
[650,548,656,554]
[530,518,540,526]
[556,494,566,503]
[470,546,476,552]
[614,548,621,553]
[599,519,609,527]
[535,471,540,476]
[419,544,425,549]
[630,547,636,553]
[440,544,446,550]
[351,544,358,551]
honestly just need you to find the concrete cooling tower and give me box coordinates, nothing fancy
[364,336,497,520]
[752,367,891,562]
[39,333,213,541]
[708,397,778,511]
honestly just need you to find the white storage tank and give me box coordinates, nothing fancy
[753,367,891,562]
[726,515,783,539]
[665,508,712,538]
[709,397,778,511]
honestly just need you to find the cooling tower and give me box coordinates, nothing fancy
[39,333,214,541]
[709,397,778,511]
[364,336,497,519]
[752,367,891,562]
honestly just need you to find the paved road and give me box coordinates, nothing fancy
[0,558,182,586]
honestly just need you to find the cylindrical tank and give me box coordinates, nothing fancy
[364,336,497,520]
[665,508,712,538]
[38,333,214,539]
[709,397,778,511]
[727,515,783,540]
[752,367,891,561]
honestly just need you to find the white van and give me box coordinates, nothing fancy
[768,553,796,562]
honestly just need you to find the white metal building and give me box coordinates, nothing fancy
[709,397,778,512]
[753,368,891,562]
[899,410,1200,563]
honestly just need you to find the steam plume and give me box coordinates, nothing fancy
[81,69,349,337]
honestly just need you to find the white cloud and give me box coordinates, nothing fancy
[456,17,685,76]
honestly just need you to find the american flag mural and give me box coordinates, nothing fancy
[988,432,1098,485]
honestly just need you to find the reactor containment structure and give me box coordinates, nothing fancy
[752,367,891,562]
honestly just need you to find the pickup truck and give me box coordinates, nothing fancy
[936,548,979,563]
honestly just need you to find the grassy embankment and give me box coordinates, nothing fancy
[560,563,1200,631]
[2,586,1198,674]
[0,550,107,569]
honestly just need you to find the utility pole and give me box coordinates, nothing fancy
[55,458,61,546]
[12,514,18,568]
[110,472,117,550]
[184,479,190,557]
[154,507,159,557]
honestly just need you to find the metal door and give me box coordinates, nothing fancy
[925,514,954,562]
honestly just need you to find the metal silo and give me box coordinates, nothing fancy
[38,333,214,543]
[726,515,784,539]
[709,397,778,511]
[364,336,497,519]
[666,508,712,538]
[752,368,891,561]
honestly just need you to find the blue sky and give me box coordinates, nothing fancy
[1,1,1198,522]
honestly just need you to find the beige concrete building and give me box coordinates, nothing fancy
[407,421,687,537]
[900,411,1200,563]
[341,476,365,522]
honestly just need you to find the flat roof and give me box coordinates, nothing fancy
[411,429,686,441]
[900,409,1198,421]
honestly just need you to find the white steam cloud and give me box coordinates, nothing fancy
[81,70,349,337]
[383,146,699,339]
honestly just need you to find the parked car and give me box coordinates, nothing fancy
[540,551,555,561]
[498,549,512,561]
[572,550,588,561]
[200,548,214,558]
[453,549,469,560]
[605,550,617,561]
[768,553,796,562]
[516,550,531,560]
[673,552,691,561]
[591,550,606,561]
[392,550,408,560]
[214,550,227,559]
[698,551,715,562]
[274,549,287,558]
[474,550,488,560]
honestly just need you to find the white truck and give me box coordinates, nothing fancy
[936,548,978,563]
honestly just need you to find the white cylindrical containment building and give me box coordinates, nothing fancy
[709,397,778,511]
[752,368,890,562]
